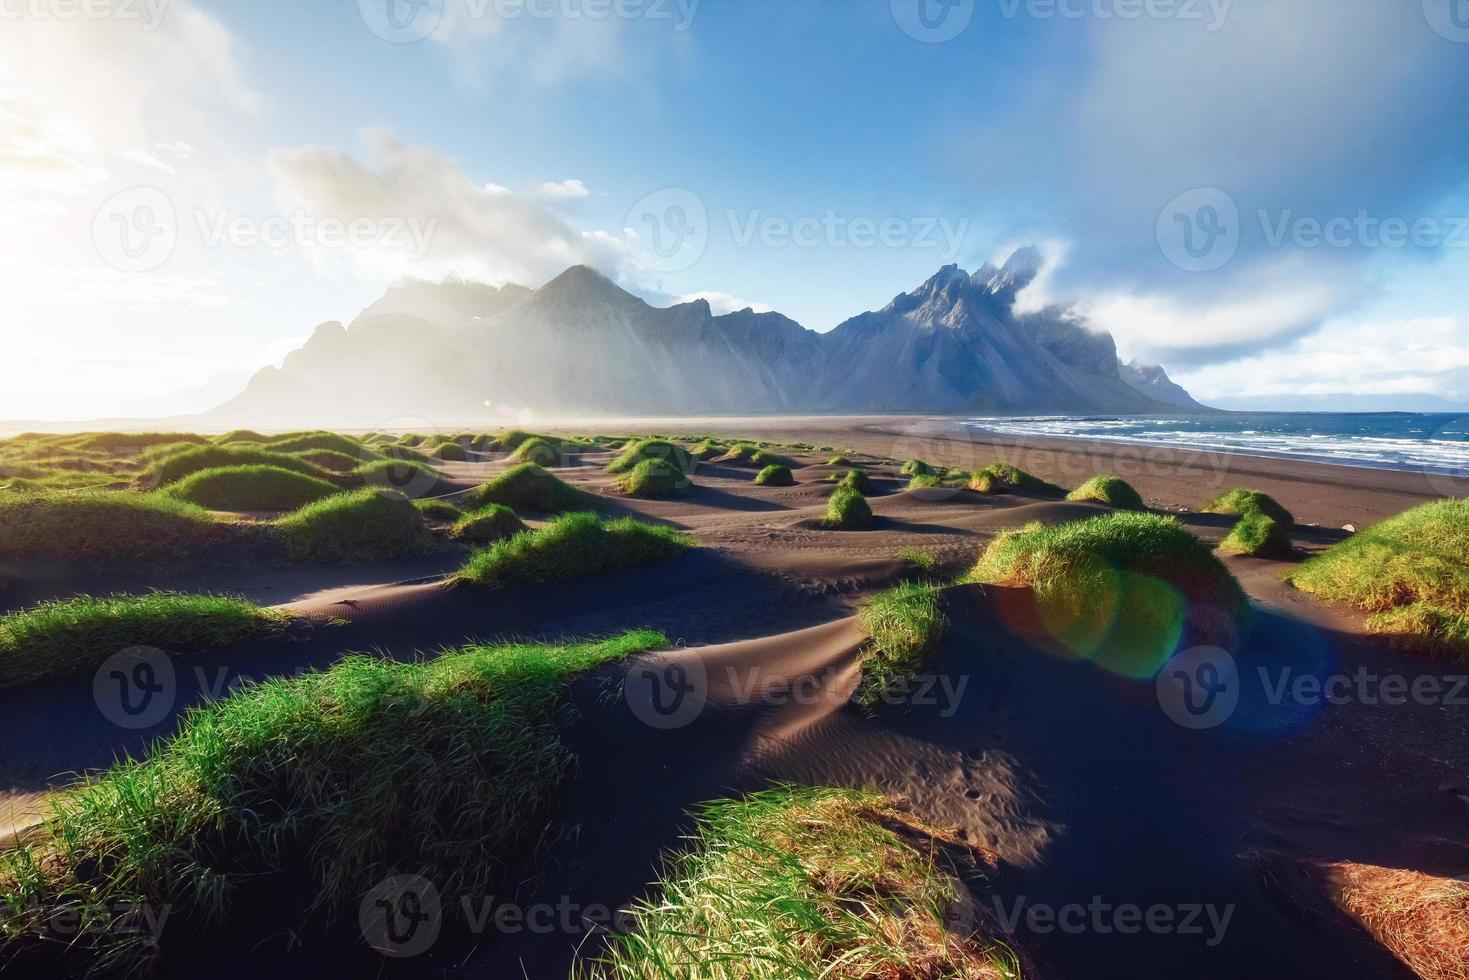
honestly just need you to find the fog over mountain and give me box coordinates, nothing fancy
[213,248,1206,426]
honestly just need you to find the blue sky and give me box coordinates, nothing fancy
[2,0,1468,418]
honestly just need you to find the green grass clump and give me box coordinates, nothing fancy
[510,437,563,466]
[264,432,374,458]
[970,463,1065,497]
[0,631,666,973]
[970,513,1247,677]
[830,468,874,494]
[588,786,1013,980]
[353,457,441,491]
[71,432,209,454]
[291,449,362,473]
[822,485,874,530]
[1291,499,1469,658]
[432,441,469,461]
[214,429,267,444]
[608,439,693,476]
[616,458,692,498]
[900,459,934,477]
[827,454,853,466]
[472,463,595,513]
[907,473,943,491]
[142,445,331,489]
[0,594,288,690]
[1203,489,1295,559]
[162,465,340,512]
[274,489,429,563]
[690,439,727,461]
[1203,488,1294,526]
[899,547,939,573]
[413,498,463,521]
[455,512,692,589]
[451,504,527,544]
[0,491,224,561]
[1066,475,1145,510]
[753,464,795,487]
[856,583,947,709]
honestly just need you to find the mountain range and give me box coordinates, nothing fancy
[212,247,1207,425]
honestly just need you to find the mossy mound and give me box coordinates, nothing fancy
[432,441,470,461]
[455,512,692,589]
[274,489,429,563]
[616,458,692,498]
[1203,489,1295,558]
[0,593,288,690]
[1291,499,1469,658]
[823,485,874,530]
[163,465,340,512]
[472,463,594,514]
[450,504,527,544]
[0,491,227,562]
[969,463,1066,497]
[970,512,1248,677]
[608,439,693,476]
[754,464,796,487]
[1067,475,1145,510]
[142,445,333,489]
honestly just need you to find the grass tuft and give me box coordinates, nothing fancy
[970,512,1247,676]
[586,785,1018,980]
[616,458,693,498]
[753,464,795,487]
[1291,499,1469,658]
[472,462,595,513]
[822,485,874,530]
[454,512,692,589]
[0,631,666,974]
[142,445,332,489]
[0,593,288,689]
[969,463,1065,497]
[274,489,429,563]
[162,465,340,512]
[450,504,527,544]
[608,439,693,476]
[856,583,947,709]
[0,491,225,562]
[413,498,464,521]
[1066,475,1145,510]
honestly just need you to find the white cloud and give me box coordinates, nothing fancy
[538,178,591,201]
[1176,316,1469,403]
[267,130,631,287]
[677,291,774,315]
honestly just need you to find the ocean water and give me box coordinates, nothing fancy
[965,413,1469,477]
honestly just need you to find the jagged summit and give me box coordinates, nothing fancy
[211,258,1207,424]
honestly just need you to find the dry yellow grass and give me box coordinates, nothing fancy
[1325,861,1469,980]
